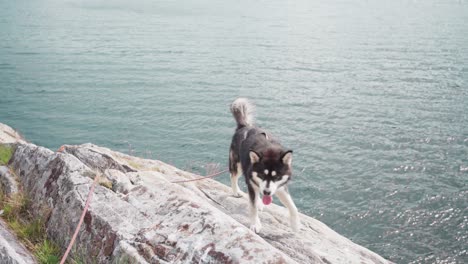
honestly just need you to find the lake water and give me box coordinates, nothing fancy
[1,0,467,262]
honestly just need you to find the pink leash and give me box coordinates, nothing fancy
[170,169,228,183]
[59,173,99,264]
[58,165,227,263]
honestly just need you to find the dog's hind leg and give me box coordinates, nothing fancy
[230,163,242,197]
[229,150,242,197]
[275,188,300,232]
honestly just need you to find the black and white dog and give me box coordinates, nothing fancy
[229,98,299,233]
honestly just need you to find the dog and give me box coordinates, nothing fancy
[228,98,299,233]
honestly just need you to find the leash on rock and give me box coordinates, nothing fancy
[57,146,227,262]
[170,168,229,183]
[60,171,99,264]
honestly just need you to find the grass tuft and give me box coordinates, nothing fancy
[35,240,61,264]
[0,144,14,165]
[0,190,60,264]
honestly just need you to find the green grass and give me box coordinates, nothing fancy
[0,190,61,264]
[0,144,13,165]
[67,251,96,264]
[35,240,61,264]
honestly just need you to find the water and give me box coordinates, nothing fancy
[1,0,467,262]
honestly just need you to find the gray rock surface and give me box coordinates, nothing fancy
[0,123,393,264]
[0,219,37,264]
[0,124,25,144]
[0,166,19,196]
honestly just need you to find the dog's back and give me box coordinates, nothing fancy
[229,98,285,175]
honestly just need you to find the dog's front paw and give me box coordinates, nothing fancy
[232,186,242,197]
[250,222,262,233]
[250,217,262,233]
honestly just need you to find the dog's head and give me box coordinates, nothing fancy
[249,148,293,197]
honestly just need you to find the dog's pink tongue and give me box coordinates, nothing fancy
[262,195,272,205]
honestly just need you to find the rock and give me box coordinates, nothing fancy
[60,143,136,173]
[0,166,19,196]
[0,124,25,144]
[0,123,393,263]
[0,219,37,264]
[103,169,133,194]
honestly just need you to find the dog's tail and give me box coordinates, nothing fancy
[230,98,255,129]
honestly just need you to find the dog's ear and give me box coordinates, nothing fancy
[249,150,261,164]
[281,150,293,166]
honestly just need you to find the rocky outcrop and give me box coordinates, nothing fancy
[0,123,392,264]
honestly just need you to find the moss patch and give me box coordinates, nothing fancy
[0,144,14,165]
[99,178,113,190]
[127,160,143,169]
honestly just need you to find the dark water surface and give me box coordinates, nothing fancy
[1,0,467,262]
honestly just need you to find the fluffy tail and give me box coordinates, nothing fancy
[230,98,255,128]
